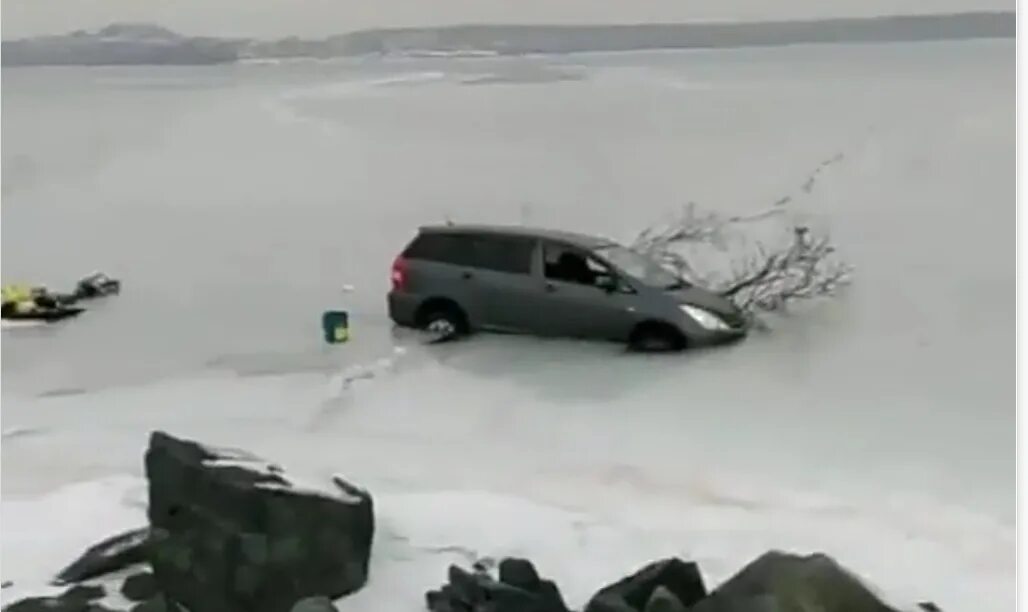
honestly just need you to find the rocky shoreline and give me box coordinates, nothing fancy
[2,431,943,612]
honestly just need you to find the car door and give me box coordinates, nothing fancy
[462,233,542,333]
[535,241,639,341]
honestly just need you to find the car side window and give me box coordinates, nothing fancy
[468,235,535,275]
[543,242,613,288]
[406,232,535,275]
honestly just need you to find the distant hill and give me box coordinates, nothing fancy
[2,12,1014,67]
[1,22,242,66]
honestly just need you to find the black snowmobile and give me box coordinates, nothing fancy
[72,272,121,300]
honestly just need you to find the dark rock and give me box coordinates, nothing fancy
[643,586,688,612]
[472,558,495,574]
[62,585,106,603]
[499,558,541,591]
[446,565,485,606]
[3,584,114,612]
[52,527,150,584]
[535,580,571,612]
[690,551,899,612]
[484,583,538,609]
[289,596,339,612]
[129,593,186,612]
[143,431,374,612]
[121,572,158,602]
[426,559,569,612]
[585,558,706,612]
[3,597,56,612]
[3,594,118,612]
[918,604,942,612]
[424,588,457,612]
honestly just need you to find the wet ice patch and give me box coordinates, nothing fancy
[1,426,49,441]
[458,65,587,86]
[364,71,449,88]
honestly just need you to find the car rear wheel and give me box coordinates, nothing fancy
[629,323,685,353]
[417,302,468,342]
[426,315,458,337]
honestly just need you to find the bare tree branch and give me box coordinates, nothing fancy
[630,152,855,316]
[725,225,854,312]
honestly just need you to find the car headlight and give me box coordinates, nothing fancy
[679,304,731,332]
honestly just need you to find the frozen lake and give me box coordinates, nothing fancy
[0,40,1014,611]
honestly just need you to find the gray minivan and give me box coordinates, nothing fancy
[387,224,749,351]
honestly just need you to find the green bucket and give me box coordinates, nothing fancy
[321,310,349,344]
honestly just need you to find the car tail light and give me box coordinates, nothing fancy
[391,255,409,291]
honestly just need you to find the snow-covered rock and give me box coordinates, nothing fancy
[584,557,706,612]
[689,551,899,612]
[52,527,150,585]
[144,431,374,612]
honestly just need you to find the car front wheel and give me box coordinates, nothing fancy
[629,323,685,353]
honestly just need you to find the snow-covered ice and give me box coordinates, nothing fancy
[1,39,1013,611]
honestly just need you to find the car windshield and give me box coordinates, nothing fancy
[592,244,685,289]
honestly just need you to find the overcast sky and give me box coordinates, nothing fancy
[1,0,1014,39]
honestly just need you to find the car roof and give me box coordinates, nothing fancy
[418,223,618,249]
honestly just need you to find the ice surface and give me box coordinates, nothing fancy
[1,38,1013,612]
[0,476,146,606]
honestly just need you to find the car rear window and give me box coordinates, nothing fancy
[404,233,474,265]
[404,232,534,275]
